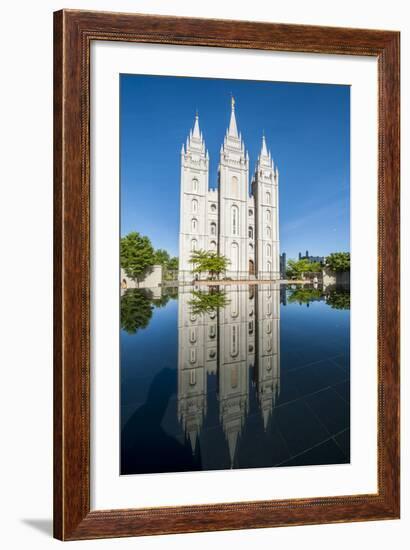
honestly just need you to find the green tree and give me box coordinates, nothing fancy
[120,289,153,334]
[163,256,179,281]
[154,248,170,266]
[190,250,230,280]
[325,252,350,272]
[286,259,322,279]
[167,256,179,271]
[120,232,155,284]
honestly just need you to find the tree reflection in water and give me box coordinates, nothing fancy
[287,287,323,305]
[120,287,178,334]
[325,287,350,310]
[188,287,230,316]
[287,285,350,310]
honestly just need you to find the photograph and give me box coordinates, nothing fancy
[119,74,351,475]
[0,1,403,546]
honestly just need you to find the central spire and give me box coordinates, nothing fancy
[260,133,268,157]
[192,111,201,139]
[228,95,238,138]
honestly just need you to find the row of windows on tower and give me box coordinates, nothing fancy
[190,206,273,235]
[190,239,274,258]
[187,354,275,389]
[188,319,273,345]
[187,326,274,368]
[190,178,274,205]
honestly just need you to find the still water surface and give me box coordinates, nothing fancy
[121,284,350,475]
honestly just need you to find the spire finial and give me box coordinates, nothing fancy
[261,133,268,157]
[228,95,238,138]
[192,111,201,139]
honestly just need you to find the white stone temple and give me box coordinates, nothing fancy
[178,97,280,282]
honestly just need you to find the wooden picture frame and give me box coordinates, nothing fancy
[54,9,400,541]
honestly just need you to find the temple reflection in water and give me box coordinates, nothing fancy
[177,284,280,467]
[121,283,350,475]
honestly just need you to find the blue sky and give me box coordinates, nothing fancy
[120,74,350,260]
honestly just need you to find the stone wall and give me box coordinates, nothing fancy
[322,267,350,287]
[120,265,163,289]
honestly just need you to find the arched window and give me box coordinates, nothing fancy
[248,209,253,217]
[266,320,272,334]
[248,226,253,239]
[189,370,196,385]
[192,178,198,193]
[267,299,272,316]
[230,326,238,357]
[232,205,239,235]
[267,244,272,257]
[192,199,198,213]
[266,191,271,204]
[210,222,216,236]
[231,291,239,318]
[189,328,196,343]
[267,226,272,239]
[210,203,217,212]
[209,325,216,339]
[189,348,197,364]
[249,321,254,335]
[231,176,239,197]
[266,209,271,223]
[210,240,217,252]
[267,261,272,274]
[191,239,197,252]
[230,364,238,388]
[191,218,198,232]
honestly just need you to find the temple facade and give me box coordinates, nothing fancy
[178,98,280,282]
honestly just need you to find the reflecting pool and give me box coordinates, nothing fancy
[120,284,350,475]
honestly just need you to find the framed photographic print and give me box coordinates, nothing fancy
[53,9,400,540]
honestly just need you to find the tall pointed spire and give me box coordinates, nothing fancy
[227,430,238,468]
[261,133,268,157]
[192,111,201,139]
[228,95,238,138]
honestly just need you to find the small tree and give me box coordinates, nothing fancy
[167,257,179,271]
[325,252,350,272]
[120,232,155,285]
[189,250,230,280]
[286,259,322,280]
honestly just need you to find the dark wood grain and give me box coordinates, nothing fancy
[53,9,400,541]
